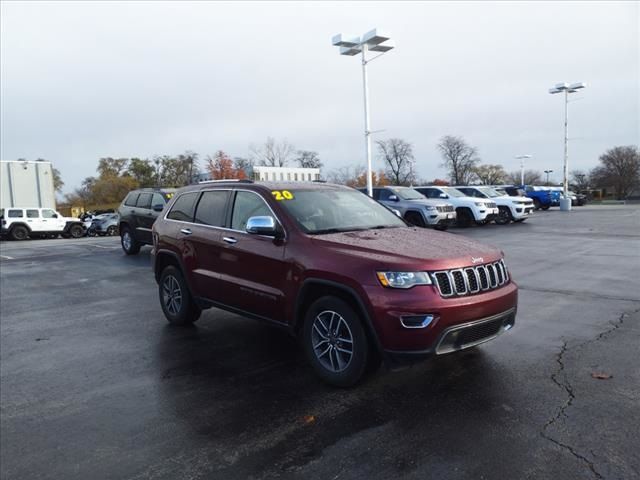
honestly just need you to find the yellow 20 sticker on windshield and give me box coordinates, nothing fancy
[272,190,294,201]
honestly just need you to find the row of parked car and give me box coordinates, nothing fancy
[0,208,120,240]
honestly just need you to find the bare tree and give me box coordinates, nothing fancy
[472,164,507,185]
[376,138,415,186]
[569,169,590,191]
[295,150,323,169]
[590,145,640,199]
[233,156,254,179]
[250,137,295,167]
[325,165,365,185]
[506,169,542,185]
[437,136,480,185]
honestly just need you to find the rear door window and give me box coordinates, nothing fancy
[194,190,230,227]
[166,192,199,222]
[136,193,153,209]
[8,210,23,218]
[124,193,139,206]
[26,209,40,218]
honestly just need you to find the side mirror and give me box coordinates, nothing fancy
[388,195,399,201]
[246,216,278,236]
[152,204,164,212]
[439,193,448,199]
[52,213,58,218]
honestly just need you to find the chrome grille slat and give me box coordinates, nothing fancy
[432,261,508,298]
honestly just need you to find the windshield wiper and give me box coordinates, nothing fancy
[309,227,356,235]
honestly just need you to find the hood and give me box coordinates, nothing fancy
[310,227,502,271]
[497,195,531,202]
[404,198,452,208]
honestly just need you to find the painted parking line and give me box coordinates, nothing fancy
[0,255,15,260]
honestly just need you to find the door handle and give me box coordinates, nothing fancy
[222,236,237,244]
[180,228,192,235]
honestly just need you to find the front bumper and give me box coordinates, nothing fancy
[475,207,499,221]
[362,280,518,362]
[425,211,457,226]
[512,204,535,219]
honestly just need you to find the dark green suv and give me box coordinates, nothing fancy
[118,188,175,254]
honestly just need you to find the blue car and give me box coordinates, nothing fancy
[501,186,561,210]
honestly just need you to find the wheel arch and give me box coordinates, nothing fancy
[8,222,31,233]
[294,279,382,355]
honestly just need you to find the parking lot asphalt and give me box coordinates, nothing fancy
[1,205,639,480]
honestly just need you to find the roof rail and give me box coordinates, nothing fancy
[198,179,254,184]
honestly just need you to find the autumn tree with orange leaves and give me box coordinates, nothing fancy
[206,150,247,180]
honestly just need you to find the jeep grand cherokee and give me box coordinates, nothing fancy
[151,181,518,386]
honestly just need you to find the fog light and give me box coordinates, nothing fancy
[400,314,435,329]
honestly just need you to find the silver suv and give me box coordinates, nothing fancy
[364,186,457,230]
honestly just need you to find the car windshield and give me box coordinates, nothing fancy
[393,187,425,201]
[440,187,466,198]
[277,189,406,234]
[477,187,501,198]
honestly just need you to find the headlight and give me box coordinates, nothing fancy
[376,271,432,289]
[474,202,486,207]
[424,206,437,211]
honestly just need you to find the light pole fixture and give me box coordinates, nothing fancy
[332,29,395,197]
[515,155,532,186]
[544,169,554,186]
[549,82,587,211]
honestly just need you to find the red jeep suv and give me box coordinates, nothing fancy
[151,181,518,386]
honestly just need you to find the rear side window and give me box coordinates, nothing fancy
[26,209,40,218]
[151,193,165,208]
[231,191,271,231]
[136,193,153,209]
[124,193,139,206]
[194,190,229,227]
[8,209,23,218]
[166,192,198,222]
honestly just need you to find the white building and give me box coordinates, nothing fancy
[1,160,56,209]
[253,166,320,183]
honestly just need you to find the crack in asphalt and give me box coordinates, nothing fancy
[540,308,640,479]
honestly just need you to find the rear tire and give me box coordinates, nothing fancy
[10,225,29,240]
[302,296,370,387]
[120,226,141,255]
[159,265,201,325]
[541,205,550,210]
[405,212,426,228]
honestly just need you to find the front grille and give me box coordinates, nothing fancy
[486,202,497,208]
[436,205,455,213]
[432,260,509,297]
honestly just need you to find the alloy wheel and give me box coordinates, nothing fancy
[311,310,354,373]
[162,275,183,316]
[122,232,132,250]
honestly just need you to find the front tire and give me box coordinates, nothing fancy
[106,225,118,236]
[495,206,512,225]
[405,212,426,228]
[69,224,84,238]
[455,208,473,228]
[120,226,141,255]
[541,205,550,210]
[159,266,201,325]
[302,296,369,387]
[533,198,541,210]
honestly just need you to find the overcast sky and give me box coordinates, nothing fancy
[1,1,638,192]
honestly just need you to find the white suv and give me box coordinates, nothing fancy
[457,186,535,224]
[414,186,499,227]
[0,207,85,240]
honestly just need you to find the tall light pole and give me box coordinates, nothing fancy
[544,169,554,185]
[515,154,532,185]
[332,29,395,197]
[549,82,586,211]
